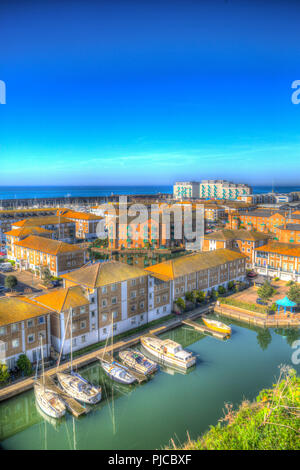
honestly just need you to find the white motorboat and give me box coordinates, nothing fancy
[141,335,196,369]
[119,349,157,375]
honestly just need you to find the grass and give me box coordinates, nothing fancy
[72,313,175,358]
[168,366,300,450]
[221,297,269,314]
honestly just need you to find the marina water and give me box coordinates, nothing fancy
[0,317,299,450]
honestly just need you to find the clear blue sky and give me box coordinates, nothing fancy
[0,0,300,186]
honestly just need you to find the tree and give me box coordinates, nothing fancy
[196,290,205,303]
[17,354,32,376]
[41,266,52,286]
[287,284,300,304]
[0,363,10,383]
[175,298,185,312]
[227,281,235,291]
[256,328,272,351]
[4,275,18,292]
[185,291,194,302]
[218,285,226,296]
[257,281,275,303]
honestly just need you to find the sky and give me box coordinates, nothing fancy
[0,0,300,186]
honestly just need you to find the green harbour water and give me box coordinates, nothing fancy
[0,317,299,450]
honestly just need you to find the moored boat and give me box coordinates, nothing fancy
[119,349,157,375]
[141,336,196,369]
[34,383,66,419]
[57,372,102,404]
[101,360,136,384]
[202,317,231,335]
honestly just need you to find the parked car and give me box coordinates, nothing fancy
[256,298,267,306]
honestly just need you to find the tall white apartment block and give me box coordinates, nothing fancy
[173,181,200,200]
[200,180,252,200]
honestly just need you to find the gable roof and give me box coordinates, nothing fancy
[4,226,53,238]
[34,286,89,313]
[57,209,103,221]
[14,235,83,255]
[61,260,148,288]
[204,229,271,242]
[0,297,51,327]
[13,215,71,228]
[145,249,247,281]
[255,241,300,257]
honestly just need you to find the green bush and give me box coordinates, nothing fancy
[4,275,18,291]
[17,354,33,376]
[0,363,10,383]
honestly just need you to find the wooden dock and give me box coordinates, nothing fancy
[216,304,300,328]
[181,319,229,340]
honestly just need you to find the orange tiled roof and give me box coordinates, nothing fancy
[145,249,248,281]
[57,209,103,221]
[255,241,300,257]
[0,296,52,327]
[13,215,71,228]
[62,260,148,287]
[4,226,53,238]
[14,235,84,255]
[34,286,89,313]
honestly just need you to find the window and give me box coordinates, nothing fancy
[11,324,19,333]
[140,301,144,309]
[28,334,35,344]
[27,320,34,328]
[80,321,86,329]
[80,307,86,314]
[39,331,46,339]
[111,283,117,292]
[102,314,107,322]
[102,286,107,294]
[91,323,96,331]
[81,335,86,343]
[12,339,19,348]
[140,314,144,321]
[130,291,136,299]
[72,338,77,347]
[103,328,107,334]
[102,299,107,307]
[111,297,117,304]
[131,279,136,287]
[131,305,136,312]
[131,318,136,325]
[112,311,118,320]
[91,311,95,318]
[38,316,45,325]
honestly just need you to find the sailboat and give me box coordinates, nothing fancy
[34,335,66,419]
[57,308,102,404]
[100,313,136,385]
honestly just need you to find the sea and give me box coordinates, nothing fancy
[0,185,299,200]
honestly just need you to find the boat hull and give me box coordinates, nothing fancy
[101,361,136,384]
[57,373,101,404]
[140,339,196,370]
[202,318,231,335]
[34,384,66,419]
[119,350,157,375]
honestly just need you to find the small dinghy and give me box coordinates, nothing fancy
[101,360,136,385]
[57,372,102,404]
[34,383,66,419]
[119,349,157,375]
[202,317,231,335]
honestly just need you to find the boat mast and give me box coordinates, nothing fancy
[70,307,73,373]
[40,334,45,388]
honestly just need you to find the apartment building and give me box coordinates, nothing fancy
[5,226,54,259]
[254,241,300,282]
[10,235,86,276]
[145,249,247,302]
[34,286,93,355]
[61,261,151,345]
[0,296,52,369]
[56,209,104,240]
[173,182,200,200]
[226,210,287,233]
[275,224,300,244]
[200,180,252,200]
[0,208,57,247]
[202,229,270,267]
[11,215,76,243]
[107,212,185,250]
